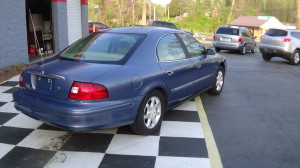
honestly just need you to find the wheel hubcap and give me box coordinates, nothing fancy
[216,71,224,91]
[294,53,300,63]
[143,96,161,129]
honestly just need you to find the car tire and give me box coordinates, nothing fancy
[289,50,300,65]
[262,54,272,61]
[215,47,221,53]
[251,45,256,53]
[239,45,246,55]
[208,66,225,95]
[130,90,165,135]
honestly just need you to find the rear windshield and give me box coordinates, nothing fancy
[216,27,239,36]
[58,32,145,64]
[265,29,288,37]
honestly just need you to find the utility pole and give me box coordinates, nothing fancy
[132,0,135,24]
[167,6,169,20]
[296,0,300,29]
[142,0,147,25]
[153,4,156,20]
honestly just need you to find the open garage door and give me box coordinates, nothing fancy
[67,0,82,45]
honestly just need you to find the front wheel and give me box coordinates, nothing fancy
[290,50,300,65]
[262,54,272,61]
[208,66,225,95]
[130,90,165,135]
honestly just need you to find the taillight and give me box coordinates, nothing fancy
[69,82,108,100]
[238,37,243,43]
[19,72,24,87]
[281,38,291,42]
[213,35,216,41]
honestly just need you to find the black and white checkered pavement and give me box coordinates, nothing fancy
[0,75,211,168]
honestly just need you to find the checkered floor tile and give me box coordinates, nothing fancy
[0,75,211,168]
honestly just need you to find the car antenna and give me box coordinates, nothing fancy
[29,9,44,72]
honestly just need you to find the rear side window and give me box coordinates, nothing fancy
[265,29,288,37]
[157,34,186,61]
[58,33,145,64]
[291,32,300,40]
[216,27,239,36]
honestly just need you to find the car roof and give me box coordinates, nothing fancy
[97,26,184,35]
[267,28,300,32]
[219,25,246,29]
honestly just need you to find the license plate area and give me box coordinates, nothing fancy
[221,37,231,42]
[36,76,53,91]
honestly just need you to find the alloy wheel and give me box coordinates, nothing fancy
[216,71,224,91]
[294,52,300,64]
[143,96,161,129]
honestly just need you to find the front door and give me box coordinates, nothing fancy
[157,34,195,106]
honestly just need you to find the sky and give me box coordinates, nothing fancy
[151,0,171,5]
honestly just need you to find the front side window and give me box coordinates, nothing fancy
[157,34,186,61]
[179,33,205,57]
[58,33,145,64]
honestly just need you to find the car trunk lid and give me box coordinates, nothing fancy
[24,59,120,100]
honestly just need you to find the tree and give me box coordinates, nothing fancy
[296,0,300,29]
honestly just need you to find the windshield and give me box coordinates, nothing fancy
[58,32,145,64]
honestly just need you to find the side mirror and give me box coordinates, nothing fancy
[207,48,216,55]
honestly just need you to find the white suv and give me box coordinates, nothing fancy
[259,29,300,65]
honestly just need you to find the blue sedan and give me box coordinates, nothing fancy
[13,27,226,135]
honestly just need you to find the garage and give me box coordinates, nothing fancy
[0,0,88,69]
[26,0,54,58]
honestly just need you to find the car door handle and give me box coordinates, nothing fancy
[166,71,174,76]
[196,64,202,68]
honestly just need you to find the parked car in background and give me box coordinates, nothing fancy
[88,22,109,34]
[259,28,300,65]
[149,20,195,36]
[13,27,226,135]
[213,26,256,55]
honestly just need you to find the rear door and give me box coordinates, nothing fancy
[157,34,195,104]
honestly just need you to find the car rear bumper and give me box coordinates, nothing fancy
[259,45,292,60]
[13,89,142,131]
[213,42,243,50]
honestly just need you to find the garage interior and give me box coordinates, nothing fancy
[26,0,54,62]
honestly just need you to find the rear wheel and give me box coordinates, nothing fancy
[208,66,225,95]
[130,90,165,135]
[262,54,272,61]
[215,47,220,53]
[290,50,300,65]
[239,45,246,55]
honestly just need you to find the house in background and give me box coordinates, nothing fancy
[228,16,295,38]
[0,0,89,69]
